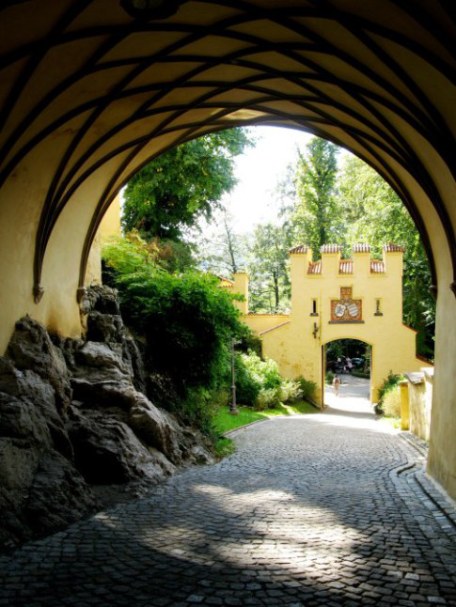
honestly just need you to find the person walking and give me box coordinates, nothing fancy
[333,374,341,396]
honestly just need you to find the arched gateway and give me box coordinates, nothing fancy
[226,244,431,405]
[0,2,455,499]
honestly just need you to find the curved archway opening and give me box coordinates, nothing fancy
[324,338,371,413]
[0,0,454,499]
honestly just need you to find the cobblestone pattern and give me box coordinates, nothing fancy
[1,411,456,606]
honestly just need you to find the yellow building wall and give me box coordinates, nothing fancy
[234,245,431,407]
[220,271,250,315]
[85,196,122,286]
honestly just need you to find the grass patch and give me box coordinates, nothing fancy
[213,437,236,460]
[285,401,320,415]
[211,401,319,460]
[212,400,319,435]
[212,406,268,435]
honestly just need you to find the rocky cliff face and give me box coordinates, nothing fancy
[0,286,213,551]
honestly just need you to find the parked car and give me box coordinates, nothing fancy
[351,357,365,369]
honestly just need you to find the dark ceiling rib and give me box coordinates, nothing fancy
[2,42,443,196]
[1,2,453,81]
[0,34,128,171]
[319,2,455,79]
[389,0,456,52]
[0,15,216,171]
[202,0,455,78]
[271,11,452,140]
[13,15,244,265]
[2,21,443,191]
[0,0,93,133]
[340,21,454,154]
[436,0,456,26]
[1,5,448,185]
[38,25,446,264]
[1,2,453,152]
[45,54,422,237]
[0,1,449,297]
[48,48,411,214]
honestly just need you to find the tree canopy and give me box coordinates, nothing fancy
[196,135,435,357]
[336,154,435,357]
[291,138,340,259]
[122,129,253,242]
[247,222,291,313]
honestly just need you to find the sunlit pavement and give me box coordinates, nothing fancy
[1,385,456,607]
[324,374,373,415]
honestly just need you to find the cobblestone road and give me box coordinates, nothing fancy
[1,392,456,607]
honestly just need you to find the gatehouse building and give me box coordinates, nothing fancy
[225,244,431,406]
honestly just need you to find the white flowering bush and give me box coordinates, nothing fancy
[235,351,305,410]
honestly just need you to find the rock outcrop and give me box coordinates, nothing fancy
[0,286,213,551]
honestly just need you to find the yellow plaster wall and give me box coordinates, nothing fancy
[86,195,122,286]
[237,246,431,407]
[406,373,432,442]
[221,272,250,315]
[0,156,125,352]
[428,280,456,500]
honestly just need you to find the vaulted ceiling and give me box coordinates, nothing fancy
[0,0,455,291]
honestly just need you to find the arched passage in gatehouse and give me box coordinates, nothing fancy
[0,1,455,498]
[323,338,371,409]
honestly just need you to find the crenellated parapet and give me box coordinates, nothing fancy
[289,243,406,325]
[230,241,430,407]
[289,243,404,278]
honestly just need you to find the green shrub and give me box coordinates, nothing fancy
[235,351,282,409]
[102,235,248,432]
[255,388,279,410]
[382,385,401,418]
[279,379,302,403]
[376,371,403,414]
[325,370,335,385]
[234,354,261,406]
[234,352,310,410]
[296,376,317,403]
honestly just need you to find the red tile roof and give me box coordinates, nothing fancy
[320,244,342,254]
[339,260,353,274]
[307,261,322,274]
[383,243,405,252]
[289,245,309,254]
[370,260,385,273]
[352,243,371,253]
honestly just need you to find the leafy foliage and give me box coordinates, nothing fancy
[102,235,247,432]
[247,222,292,313]
[122,129,253,242]
[336,154,435,358]
[291,137,340,259]
[296,376,318,403]
[382,386,402,418]
[376,371,403,414]
[234,351,310,410]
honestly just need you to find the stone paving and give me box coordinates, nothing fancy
[1,385,456,607]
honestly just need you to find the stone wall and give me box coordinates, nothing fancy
[404,368,434,442]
